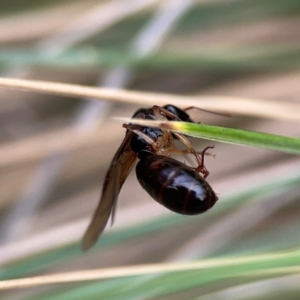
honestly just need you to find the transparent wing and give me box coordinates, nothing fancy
[82,131,137,251]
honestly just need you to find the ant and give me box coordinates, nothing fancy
[82,105,218,251]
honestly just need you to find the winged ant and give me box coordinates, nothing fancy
[82,105,218,250]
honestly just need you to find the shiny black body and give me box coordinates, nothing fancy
[136,154,218,214]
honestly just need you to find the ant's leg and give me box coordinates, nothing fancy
[152,105,216,177]
[168,147,214,172]
[195,145,215,178]
[172,132,202,165]
[171,131,207,174]
[124,121,173,156]
[150,106,175,149]
[183,106,230,117]
[154,104,229,120]
[168,148,215,158]
[153,105,227,120]
[152,106,214,174]
[123,123,170,156]
[152,105,181,121]
[123,124,155,146]
[172,131,214,178]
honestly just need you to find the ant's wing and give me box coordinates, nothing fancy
[82,131,137,251]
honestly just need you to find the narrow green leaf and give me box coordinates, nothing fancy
[128,119,300,155]
[21,248,300,300]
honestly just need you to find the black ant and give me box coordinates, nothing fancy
[82,105,218,250]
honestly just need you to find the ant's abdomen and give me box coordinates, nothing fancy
[136,155,218,215]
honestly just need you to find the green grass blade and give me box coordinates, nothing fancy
[15,248,300,299]
[128,119,300,155]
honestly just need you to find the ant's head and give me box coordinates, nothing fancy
[163,104,193,123]
[131,108,154,119]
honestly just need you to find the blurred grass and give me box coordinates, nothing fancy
[2,171,300,285]
[0,0,300,299]
[1,45,300,70]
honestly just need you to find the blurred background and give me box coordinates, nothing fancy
[0,0,300,299]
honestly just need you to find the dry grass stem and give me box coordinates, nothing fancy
[0,252,299,289]
[0,77,300,122]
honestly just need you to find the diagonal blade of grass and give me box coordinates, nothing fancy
[1,248,300,290]
[0,77,300,122]
[122,119,300,155]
